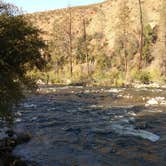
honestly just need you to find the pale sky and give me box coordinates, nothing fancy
[5,0,104,13]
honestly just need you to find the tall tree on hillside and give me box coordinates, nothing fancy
[82,18,89,75]
[61,7,73,78]
[67,6,73,78]
[138,0,144,70]
[49,7,74,78]
[49,17,68,75]
[114,0,131,80]
[142,24,156,66]
[75,32,109,72]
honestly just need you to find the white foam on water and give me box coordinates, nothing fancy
[15,118,22,123]
[145,97,166,106]
[22,103,37,108]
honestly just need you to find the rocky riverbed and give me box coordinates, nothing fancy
[3,86,166,166]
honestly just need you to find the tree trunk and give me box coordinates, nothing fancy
[68,7,73,78]
[83,18,89,75]
[138,0,144,70]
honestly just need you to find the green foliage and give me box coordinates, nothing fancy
[92,71,111,86]
[75,36,87,64]
[142,24,156,65]
[75,33,107,65]
[132,70,151,84]
[148,68,161,82]
[0,1,46,117]
[162,77,166,83]
[96,53,112,71]
[92,68,124,86]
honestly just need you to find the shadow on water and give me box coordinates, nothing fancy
[12,86,166,166]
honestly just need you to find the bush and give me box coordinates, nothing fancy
[0,1,46,118]
[132,70,151,84]
[138,71,151,84]
[92,69,124,86]
[160,76,166,84]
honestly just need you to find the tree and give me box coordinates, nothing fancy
[75,31,109,74]
[0,1,46,117]
[83,18,89,75]
[49,7,74,79]
[49,17,68,75]
[114,0,133,81]
[138,0,144,70]
[67,7,73,78]
[142,24,156,66]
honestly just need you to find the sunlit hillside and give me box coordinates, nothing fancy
[25,0,166,85]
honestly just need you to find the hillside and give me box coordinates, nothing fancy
[27,0,166,85]
[27,0,162,45]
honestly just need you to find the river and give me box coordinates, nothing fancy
[13,86,166,166]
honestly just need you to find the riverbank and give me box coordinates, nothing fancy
[0,128,31,166]
[36,80,166,90]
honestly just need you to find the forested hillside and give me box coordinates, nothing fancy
[27,0,166,86]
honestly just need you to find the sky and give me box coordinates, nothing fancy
[5,0,104,13]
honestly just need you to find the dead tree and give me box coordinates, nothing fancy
[138,0,144,70]
[67,7,73,78]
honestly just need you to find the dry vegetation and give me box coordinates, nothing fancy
[27,0,166,86]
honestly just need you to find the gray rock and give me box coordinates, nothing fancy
[111,119,160,142]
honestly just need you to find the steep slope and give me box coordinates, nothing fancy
[26,0,165,85]
[27,0,163,48]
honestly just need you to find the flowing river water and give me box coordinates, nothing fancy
[13,86,166,166]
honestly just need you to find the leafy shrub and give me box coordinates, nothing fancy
[138,71,151,84]
[132,70,151,84]
[0,1,46,118]
[163,77,166,83]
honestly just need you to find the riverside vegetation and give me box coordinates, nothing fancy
[0,1,47,118]
[0,1,47,165]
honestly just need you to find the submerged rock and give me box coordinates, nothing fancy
[92,127,112,134]
[65,127,81,135]
[135,122,149,130]
[111,119,160,142]
[15,132,31,144]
